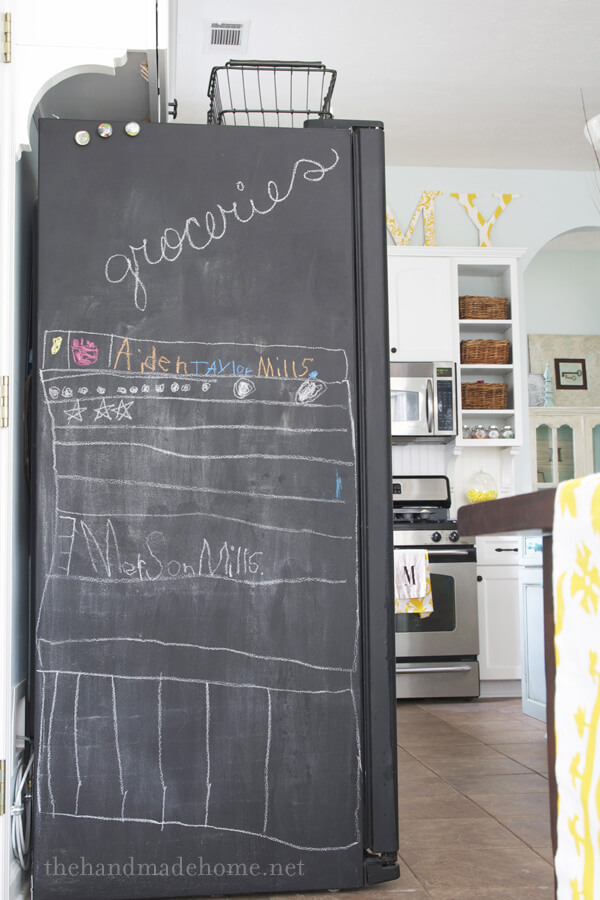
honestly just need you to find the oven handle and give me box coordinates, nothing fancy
[395,665,472,674]
[426,548,473,557]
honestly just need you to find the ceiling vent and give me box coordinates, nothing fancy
[211,22,242,47]
[205,21,250,54]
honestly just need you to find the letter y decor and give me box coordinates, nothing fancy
[449,192,521,247]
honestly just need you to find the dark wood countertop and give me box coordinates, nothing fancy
[457,488,556,538]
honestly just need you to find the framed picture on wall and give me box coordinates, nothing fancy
[554,358,588,390]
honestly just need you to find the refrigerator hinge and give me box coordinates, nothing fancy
[0,760,5,815]
[3,13,11,63]
[364,852,399,885]
[1,376,8,427]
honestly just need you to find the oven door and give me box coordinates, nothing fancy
[394,546,478,658]
[390,376,432,437]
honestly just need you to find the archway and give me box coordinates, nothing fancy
[523,225,600,489]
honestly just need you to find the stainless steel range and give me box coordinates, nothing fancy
[393,475,480,699]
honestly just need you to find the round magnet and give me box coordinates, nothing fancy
[97,123,113,138]
[124,121,141,137]
[74,130,90,146]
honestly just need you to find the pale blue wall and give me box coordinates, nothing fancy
[384,166,600,266]
[524,247,600,334]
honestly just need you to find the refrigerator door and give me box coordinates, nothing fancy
[32,119,397,898]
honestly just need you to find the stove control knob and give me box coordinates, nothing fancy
[431,531,442,543]
[448,531,460,543]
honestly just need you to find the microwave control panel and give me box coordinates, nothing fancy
[435,366,455,433]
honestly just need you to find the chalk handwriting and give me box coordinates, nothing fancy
[112,340,256,378]
[42,332,350,384]
[104,149,340,311]
[257,355,315,379]
[121,531,264,583]
[37,333,361,851]
[73,519,265,582]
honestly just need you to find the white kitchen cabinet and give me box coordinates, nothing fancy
[530,408,600,489]
[476,536,522,692]
[387,251,455,362]
[519,563,546,721]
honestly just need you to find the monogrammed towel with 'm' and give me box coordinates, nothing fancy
[394,548,433,618]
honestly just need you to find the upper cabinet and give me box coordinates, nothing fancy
[387,247,525,446]
[387,251,455,362]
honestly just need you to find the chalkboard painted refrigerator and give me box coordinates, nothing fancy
[32,119,397,899]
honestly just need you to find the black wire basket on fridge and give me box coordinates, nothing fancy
[207,60,337,126]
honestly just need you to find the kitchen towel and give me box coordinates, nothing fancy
[394,548,433,618]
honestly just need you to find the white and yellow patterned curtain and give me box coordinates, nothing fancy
[553,473,600,898]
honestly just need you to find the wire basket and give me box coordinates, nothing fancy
[207,60,337,126]
[459,296,510,320]
[461,382,509,409]
[460,339,511,364]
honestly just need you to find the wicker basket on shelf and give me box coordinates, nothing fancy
[459,295,509,320]
[461,381,508,409]
[460,339,511,364]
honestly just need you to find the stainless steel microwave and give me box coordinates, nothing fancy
[390,361,457,441]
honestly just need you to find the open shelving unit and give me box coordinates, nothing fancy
[454,255,523,447]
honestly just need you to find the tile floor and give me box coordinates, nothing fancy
[390,697,554,900]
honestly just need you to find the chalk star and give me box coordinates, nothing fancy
[93,398,116,421]
[114,399,134,421]
[64,399,87,423]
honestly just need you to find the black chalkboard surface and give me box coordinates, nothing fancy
[32,119,397,899]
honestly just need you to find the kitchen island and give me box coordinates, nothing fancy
[457,489,557,861]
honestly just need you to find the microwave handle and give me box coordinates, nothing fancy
[426,378,434,433]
